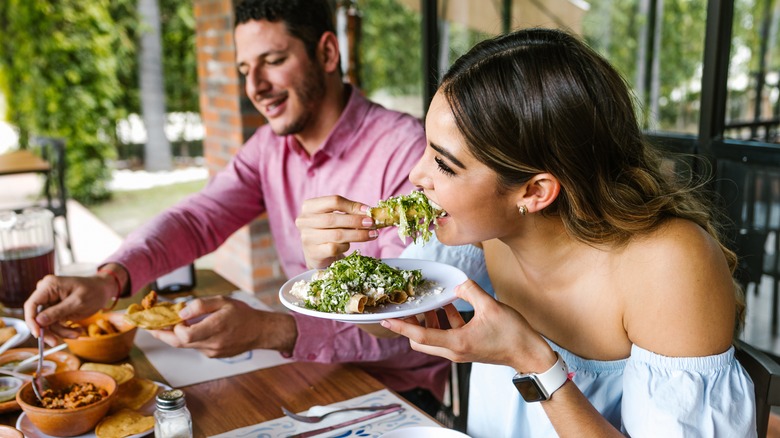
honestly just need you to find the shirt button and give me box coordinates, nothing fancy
[307,353,317,360]
[307,170,315,177]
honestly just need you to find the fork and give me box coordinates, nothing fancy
[281,403,402,423]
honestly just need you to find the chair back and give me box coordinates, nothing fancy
[734,339,780,437]
[30,137,68,219]
[29,136,73,263]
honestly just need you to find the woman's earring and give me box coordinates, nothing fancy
[519,205,528,216]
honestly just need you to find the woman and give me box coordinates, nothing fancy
[296,28,755,436]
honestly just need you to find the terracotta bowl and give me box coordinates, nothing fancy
[64,312,137,363]
[0,348,81,375]
[16,370,117,436]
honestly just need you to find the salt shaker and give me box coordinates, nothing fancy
[154,389,193,438]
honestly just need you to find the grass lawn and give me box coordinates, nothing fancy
[88,179,207,237]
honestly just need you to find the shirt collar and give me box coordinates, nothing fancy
[286,84,370,160]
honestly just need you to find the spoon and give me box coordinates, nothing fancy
[31,307,49,402]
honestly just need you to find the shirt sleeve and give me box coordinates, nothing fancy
[287,313,412,362]
[103,143,266,294]
[621,344,757,437]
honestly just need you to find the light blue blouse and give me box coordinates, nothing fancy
[400,235,756,437]
[468,340,757,437]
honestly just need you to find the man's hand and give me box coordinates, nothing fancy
[296,195,378,269]
[148,295,298,358]
[23,273,119,344]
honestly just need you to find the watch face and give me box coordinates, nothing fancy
[513,376,547,402]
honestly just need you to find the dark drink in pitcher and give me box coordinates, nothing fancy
[0,246,55,309]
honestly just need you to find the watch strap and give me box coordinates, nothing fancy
[533,352,568,397]
[513,351,569,401]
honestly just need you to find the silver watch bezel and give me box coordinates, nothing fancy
[512,352,568,402]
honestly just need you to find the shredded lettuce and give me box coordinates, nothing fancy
[302,252,423,313]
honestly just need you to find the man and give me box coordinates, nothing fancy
[24,0,446,415]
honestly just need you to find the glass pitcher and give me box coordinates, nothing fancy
[0,208,55,312]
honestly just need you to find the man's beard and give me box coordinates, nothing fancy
[272,67,326,136]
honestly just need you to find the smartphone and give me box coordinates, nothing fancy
[152,264,196,294]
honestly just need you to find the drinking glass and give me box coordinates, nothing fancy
[0,208,55,313]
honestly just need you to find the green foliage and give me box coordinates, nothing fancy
[582,0,708,133]
[108,0,140,121]
[160,0,199,114]
[359,0,422,95]
[0,0,121,203]
[656,0,708,130]
[583,0,643,86]
[0,0,199,204]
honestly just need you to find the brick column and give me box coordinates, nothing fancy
[194,0,286,304]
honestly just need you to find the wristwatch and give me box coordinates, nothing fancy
[512,352,569,402]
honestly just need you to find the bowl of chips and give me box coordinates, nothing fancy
[64,312,138,363]
[16,370,117,436]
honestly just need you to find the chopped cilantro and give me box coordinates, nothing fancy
[303,252,423,313]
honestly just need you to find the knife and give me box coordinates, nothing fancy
[287,404,404,438]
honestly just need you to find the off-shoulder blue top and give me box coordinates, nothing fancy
[468,340,757,437]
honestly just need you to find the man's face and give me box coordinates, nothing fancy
[235,19,326,136]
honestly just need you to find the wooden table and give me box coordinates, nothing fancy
[0,270,390,436]
[0,150,50,176]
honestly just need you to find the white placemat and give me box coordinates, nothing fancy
[134,290,292,387]
[209,389,442,438]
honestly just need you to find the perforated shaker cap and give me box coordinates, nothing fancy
[156,389,186,411]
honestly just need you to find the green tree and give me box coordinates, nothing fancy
[159,0,199,158]
[583,0,708,133]
[160,0,198,114]
[0,0,199,202]
[0,1,123,203]
[359,0,422,96]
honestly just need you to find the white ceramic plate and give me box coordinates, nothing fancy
[16,381,171,438]
[279,259,467,324]
[0,317,31,348]
[380,426,470,437]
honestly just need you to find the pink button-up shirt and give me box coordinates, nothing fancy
[105,86,449,398]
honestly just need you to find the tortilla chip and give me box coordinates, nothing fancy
[96,409,155,438]
[0,326,16,344]
[110,377,158,412]
[124,301,185,330]
[80,363,135,385]
[125,303,143,314]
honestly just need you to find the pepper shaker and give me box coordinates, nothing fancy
[154,389,193,438]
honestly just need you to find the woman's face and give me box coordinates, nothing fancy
[410,92,522,246]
